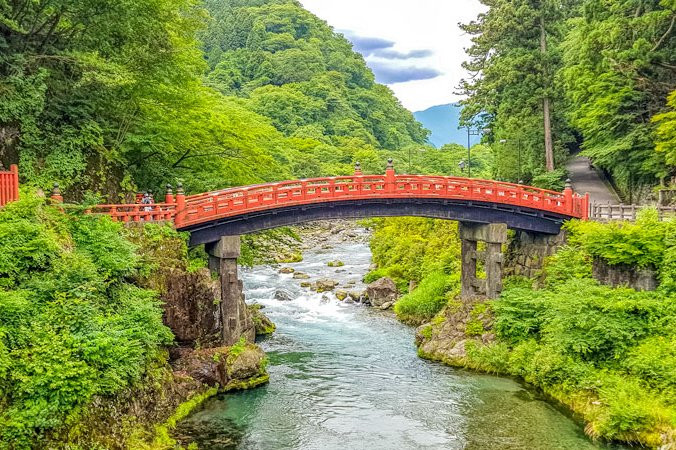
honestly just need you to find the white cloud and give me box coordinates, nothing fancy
[300,0,486,112]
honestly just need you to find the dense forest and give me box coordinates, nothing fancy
[460,0,676,199]
[0,0,436,200]
[1,0,676,448]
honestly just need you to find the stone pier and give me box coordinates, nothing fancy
[205,236,255,346]
[459,222,507,299]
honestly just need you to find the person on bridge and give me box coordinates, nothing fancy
[141,192,154,212]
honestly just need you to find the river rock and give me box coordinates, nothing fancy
[335,290,348,301]
[279,267,295,274]
[172,343,268,392]
[348,290,365,303]
[300,282,311,288]
[379,301,394,310]
[327,260,345,267]
[321,294,330,303]
[366,277,398,308]
[274,289,294,301]
[314,278,338,293]
[293,272,310,279]
[248,304,276,336]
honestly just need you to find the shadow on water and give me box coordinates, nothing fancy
[176,227,629,450]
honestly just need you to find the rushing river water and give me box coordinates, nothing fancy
[176,227,625,450]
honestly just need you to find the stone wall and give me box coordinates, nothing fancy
[592,258,658,291]
[504,230,566,278]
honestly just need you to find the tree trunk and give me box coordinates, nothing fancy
[540,14,555,172]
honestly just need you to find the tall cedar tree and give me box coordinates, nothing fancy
[459,0,577,183]
[562,0,676,199]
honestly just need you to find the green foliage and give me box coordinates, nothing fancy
[542,245,592,287]
[457,216,676,444]
[368,218,461,288]
[566,211,676,293]
[459,0,575,182]
[562,0,676,194]
[394,272,460,325]
[0,195,173,447]
[653,90,676,167]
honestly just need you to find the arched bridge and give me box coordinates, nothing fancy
[1,161,590,345]
[91,162,590,246]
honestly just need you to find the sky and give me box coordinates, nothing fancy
[299,0,486,112]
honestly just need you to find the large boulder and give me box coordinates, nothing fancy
[366,277,398,307]
[173,342,269,392]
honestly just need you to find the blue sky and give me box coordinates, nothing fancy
[300,0,486,112]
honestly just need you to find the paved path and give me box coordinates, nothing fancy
[566,156,620,203]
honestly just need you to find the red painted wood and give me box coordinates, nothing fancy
[92,173,589,226]
[0,165,19,207]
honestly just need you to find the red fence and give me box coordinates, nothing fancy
[92,167,590,227]
[0,165,19,207]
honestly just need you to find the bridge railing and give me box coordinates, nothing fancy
[0,165,19,207]
[174,172,589,228]
[89,203,177,223]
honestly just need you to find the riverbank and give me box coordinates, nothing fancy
[367,214,676,448]
[0,195,272,449]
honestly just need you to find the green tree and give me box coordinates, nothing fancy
[562,0,676,198]
[459,0,577,183]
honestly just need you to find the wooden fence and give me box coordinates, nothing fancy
[590,202,676,222]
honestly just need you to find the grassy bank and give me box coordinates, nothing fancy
[369,212,676,447]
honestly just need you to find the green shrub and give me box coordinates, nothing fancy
[542,245,592,287]
[394,272,459,324]
[0,194,174,447]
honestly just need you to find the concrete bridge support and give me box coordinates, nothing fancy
[205,236,255,346]
[459,222,507,299]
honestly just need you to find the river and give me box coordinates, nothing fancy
[176,226,625,450]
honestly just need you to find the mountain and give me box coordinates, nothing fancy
[414,103,480,148]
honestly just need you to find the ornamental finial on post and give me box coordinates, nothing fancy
[564,178,573,191]
[386,158,394,170]
[354,161,362,175]
[165,184,174,204]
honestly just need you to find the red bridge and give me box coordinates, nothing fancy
[88,161,589,245]
[0,161,589,306]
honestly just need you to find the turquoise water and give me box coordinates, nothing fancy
[176,230,626,450]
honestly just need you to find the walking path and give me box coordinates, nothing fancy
[566,156,620,204]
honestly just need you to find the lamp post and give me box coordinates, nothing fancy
[500,138,522,183]
[464,127,490,178]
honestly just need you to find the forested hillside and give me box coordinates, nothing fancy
[0,0,427,200]
[460,0,675,199]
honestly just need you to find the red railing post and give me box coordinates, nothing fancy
[50,183,63,203]
[563,179,574,215]
[164,184,174,204]
[175,183,186,228]
[581,193,590,220]
[385,158,395,193]
[10,164,19,202]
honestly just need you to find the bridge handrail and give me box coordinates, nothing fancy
[171,174,588,228]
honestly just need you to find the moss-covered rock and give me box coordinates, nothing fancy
[415,297,494,364]
[172,341,269,393]
[248,304,276,336]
